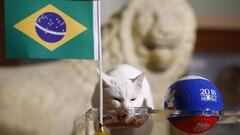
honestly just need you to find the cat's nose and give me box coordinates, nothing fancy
[122,101,130,108]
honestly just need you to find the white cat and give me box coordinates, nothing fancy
[92,64,154,135]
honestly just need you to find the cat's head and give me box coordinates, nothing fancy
[99,72,145,109]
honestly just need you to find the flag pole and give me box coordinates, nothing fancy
[97,0,104,127]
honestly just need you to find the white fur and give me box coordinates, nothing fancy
[92,64,153,135]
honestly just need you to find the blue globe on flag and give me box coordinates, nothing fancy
[164,75,223,134]
[35,12,66,43]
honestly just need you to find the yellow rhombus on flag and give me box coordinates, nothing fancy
[14,4,87,51]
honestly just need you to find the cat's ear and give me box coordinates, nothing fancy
[96,69,113,88]
[132,72,145,88]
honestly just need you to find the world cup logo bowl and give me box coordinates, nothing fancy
[164,75,223,134]
[168,113,219,134]
[35,12,66,43]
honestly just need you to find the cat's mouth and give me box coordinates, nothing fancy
[117,109,129,119]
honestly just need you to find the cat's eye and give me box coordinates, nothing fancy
[130,98,136,101]
[113,97,122,102]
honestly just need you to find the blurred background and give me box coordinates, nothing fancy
[0,0,240,135]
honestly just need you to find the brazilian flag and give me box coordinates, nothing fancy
[4,0,99,59]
